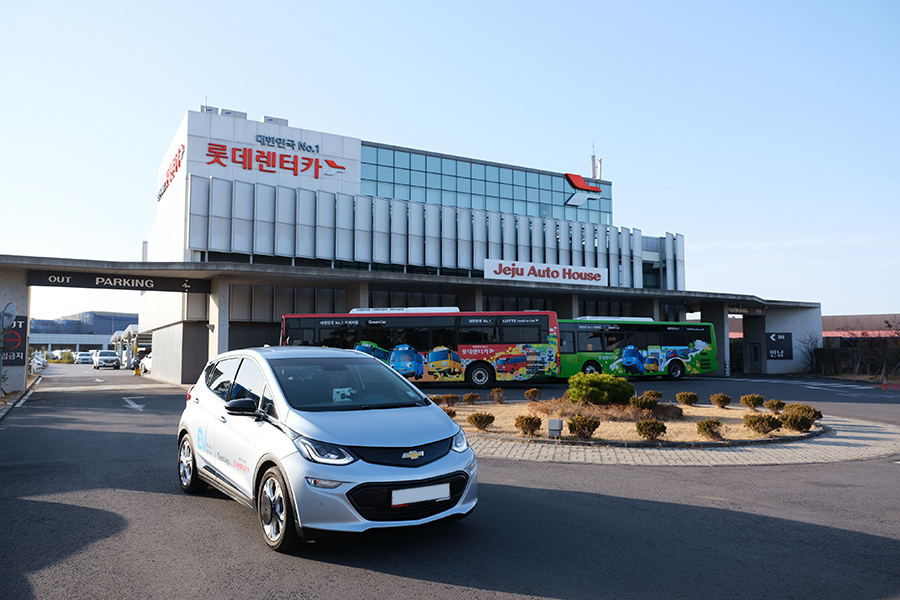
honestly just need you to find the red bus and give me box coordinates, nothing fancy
[281,308,559,388]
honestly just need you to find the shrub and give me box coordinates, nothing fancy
[443,394,459,407]
[430,395,444,405]
[567,415,600,440]
[764,399,786,414]
[567,372,635,406]
[631,394,659,411]
[636,419,667,441]
[676,392,699,407]
[642,390,663,402]
[710,393,732,409]
[781,413,813,432]
[515,415,542,437]
[524,388,542,402]
[653,403,684,421]
[697,418,722,440]
[782,403,823,422]
[488,388,506,404]
[442,407,457,419]
[467,412,495,431]
[463,393,481,405]
[744,414,782,435]
[740,393,764,412]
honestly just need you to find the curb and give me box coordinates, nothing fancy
[469,423,827,449]
[0,375,42,423]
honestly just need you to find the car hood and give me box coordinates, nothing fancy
[283,402,459,447]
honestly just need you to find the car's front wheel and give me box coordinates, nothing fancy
[258,467,300,552]
[178,435,206,494]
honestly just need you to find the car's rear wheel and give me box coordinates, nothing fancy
[178,435,206,494]
[258,467,300,552]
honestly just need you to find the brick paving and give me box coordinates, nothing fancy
[469,416,900,466]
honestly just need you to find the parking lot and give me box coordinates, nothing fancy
[1,366,899,600]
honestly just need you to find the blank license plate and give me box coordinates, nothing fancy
[392,483,451,506]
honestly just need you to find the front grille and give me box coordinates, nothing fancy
[348,472,468,521]
[349,438,451,468]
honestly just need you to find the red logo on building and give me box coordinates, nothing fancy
[564,173,602,207]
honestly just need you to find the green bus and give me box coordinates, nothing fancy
[558,318,718,380]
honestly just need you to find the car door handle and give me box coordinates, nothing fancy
[218,416,227,423]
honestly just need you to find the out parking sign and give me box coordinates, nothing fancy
[2,316,27,366]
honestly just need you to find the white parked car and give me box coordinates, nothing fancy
[93,350,121,370]
[177,346,477,551]
[75,352,93,364]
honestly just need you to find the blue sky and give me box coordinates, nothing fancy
[1,0,897,319]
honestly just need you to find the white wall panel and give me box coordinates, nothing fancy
[210,178,233,218]
[632,228,643,289]
[254,184,276,255]
[187,176,209,250]
[531,217,544,264]
[275,287,294,319]
[296,189,316,258]
[441,207,457,268]
[425,204,441,267]
[457,208,472,270]
[572,222,584,267]
[544,219,558,265]
[315,191,336,260]
[516,215,530,263]
[335,193,355,261]
[558,221,571,266]
[502,215,516,261]
[609,226,620,287]
[584,223,597,269]
[597,225,608,273]
[373,197,391,264]
[354,195,373,262]
[252,286,274,321]
[473,209,488,270]
[230,285,252,321]
[408,203,425,266]
[390,200,408,265]
[620,227,632,288]
[208,218,231,252]
[488,212,502,259]
[275,187,296,256]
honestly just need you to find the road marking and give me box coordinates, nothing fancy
[94,378,105,382]
[123,397,146,412]
[15,390,35,407]
[36,384,177,393]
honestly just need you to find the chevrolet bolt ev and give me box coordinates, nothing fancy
[177,346,478,552]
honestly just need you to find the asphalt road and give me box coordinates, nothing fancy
[1,367,899,600]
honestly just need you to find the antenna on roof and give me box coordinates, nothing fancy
[591,146,601,180]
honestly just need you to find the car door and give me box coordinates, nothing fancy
[211,357,272,499]
[193,357,241,479]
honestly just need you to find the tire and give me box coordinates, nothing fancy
[667,360,685,381]
[258,467,300,552]
[582,360,602,375]
[464,362,495,389]
[140,364,148,375]
[178,435,206,494]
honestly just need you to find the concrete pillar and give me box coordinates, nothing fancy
[458,288,483,312]
[554,293,579,319]
[345,281,369,311]
[700,301,730,376]
[208,277,230,361]
[0,268,29,393]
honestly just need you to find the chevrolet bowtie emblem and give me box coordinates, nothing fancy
[401,450,424,460]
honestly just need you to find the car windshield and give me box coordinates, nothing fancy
[268,357,429,412]
[98,351,116,357]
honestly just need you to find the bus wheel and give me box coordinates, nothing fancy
[465,362,495,389]
[582,361,602,375]
[667,360,685,380]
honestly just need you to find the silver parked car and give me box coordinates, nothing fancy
[177,346,477,551]
[93,350,121,369]
[75,352,93,364]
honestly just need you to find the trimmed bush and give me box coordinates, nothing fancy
[764,399,786,414]
[488,388,506,404]
[468,412,495,431]
[515,415,542,437]
[782,403,823,422]
[430,395,444,405]
[643,390,663,402]
[567,372,635,406]
[442,407,457,419]
[697,418,722,440]
[444,394,459,407]
[653,403,684,421]
[740,393,764,411]
[710,393,732,409]
[631,394,659,411]
[524,388,542,402]
[567,415,601,440]
[781,413,813,432]
[744,414,782,435]
[463,393,481,405]
[636,419,667,441]
[676,392,699,407]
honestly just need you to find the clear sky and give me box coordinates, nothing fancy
[1,0,897,319]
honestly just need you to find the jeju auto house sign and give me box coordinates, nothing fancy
[482,259,608,286]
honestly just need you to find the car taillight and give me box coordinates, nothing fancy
[186,386,194,402]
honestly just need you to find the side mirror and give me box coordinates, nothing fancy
[225,398,258,415]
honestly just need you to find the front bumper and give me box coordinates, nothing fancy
[281,447,478,534]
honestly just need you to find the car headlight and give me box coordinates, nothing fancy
[451,429,468,453]
[293,435,357,466]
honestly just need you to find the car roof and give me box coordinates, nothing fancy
[211,346,370,363]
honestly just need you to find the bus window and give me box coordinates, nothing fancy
[459,325,498,344]
[604,332,633,351]
[431,317,456,349]
[576,330,604,352]
[560,331,576,354]
[320,326,357,349]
